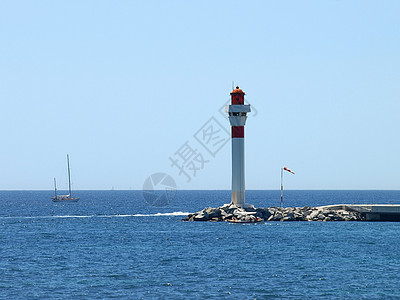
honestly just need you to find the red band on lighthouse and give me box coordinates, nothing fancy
[232,126,244,138]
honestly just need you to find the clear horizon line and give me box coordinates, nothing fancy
[1,189,400,192]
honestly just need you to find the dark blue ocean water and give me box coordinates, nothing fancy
[1,190,400,299]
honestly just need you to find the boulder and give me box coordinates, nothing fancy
[281,212,295,221]
[308,210,320,220]
[271,211,284,221]
[205,207,221,218]
[193,213,209,221]
[256,207,271,220]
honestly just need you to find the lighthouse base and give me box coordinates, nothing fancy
[231,191,245,207]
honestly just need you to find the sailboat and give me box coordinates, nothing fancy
[52,154,80,202]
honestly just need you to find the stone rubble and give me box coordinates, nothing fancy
[183,203,365,222]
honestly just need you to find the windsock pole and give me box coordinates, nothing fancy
[280,168,284,207]
[281,167,295,207]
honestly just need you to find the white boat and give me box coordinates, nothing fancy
[52,154,79,202]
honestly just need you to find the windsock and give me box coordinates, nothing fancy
[283,167,295,174]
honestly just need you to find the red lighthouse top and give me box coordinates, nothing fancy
[230,86,245,105]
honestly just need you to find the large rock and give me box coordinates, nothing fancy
[204,207,221,219]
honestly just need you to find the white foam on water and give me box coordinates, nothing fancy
[0,212,191,220]
[53,215,94,218]
[0,215,94,220]
[131,212,190,217]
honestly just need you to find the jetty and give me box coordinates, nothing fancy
[184,204,400,222]
[321,204,400,221]
[184,87,400,223]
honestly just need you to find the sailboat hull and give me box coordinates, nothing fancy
[52,197,80,202]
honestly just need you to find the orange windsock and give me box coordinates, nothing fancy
[283,167,295,174]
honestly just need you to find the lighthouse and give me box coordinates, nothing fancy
[226,86,251,207]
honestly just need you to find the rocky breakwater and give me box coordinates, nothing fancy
[183,203,365,222]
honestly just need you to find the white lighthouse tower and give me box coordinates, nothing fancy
[226,86,251,207]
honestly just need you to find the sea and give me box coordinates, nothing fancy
[1,190,400,299]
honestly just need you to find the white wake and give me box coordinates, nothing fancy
[0,212,191,220]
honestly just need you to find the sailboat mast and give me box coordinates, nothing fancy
[54,177,57,198]
[67,154,72,197]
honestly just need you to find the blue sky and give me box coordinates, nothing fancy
[0,1,399,190]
